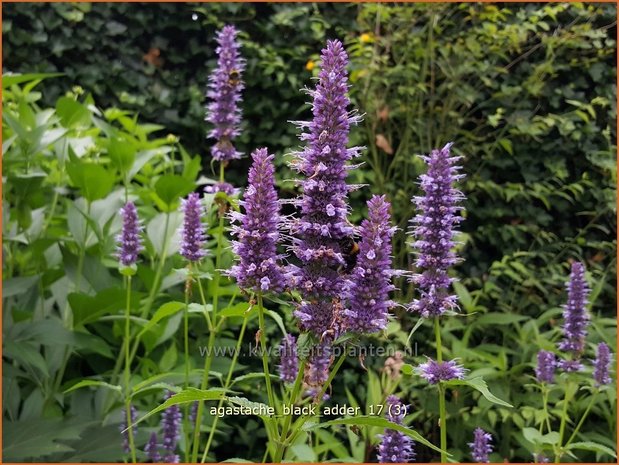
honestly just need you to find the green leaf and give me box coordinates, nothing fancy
[108,136,136,175]
[56,97,91,128]
[446,377,513,407]
[401,363,414,376]
[66,162,114,202]
[147,212,182,257]
[130,388,226,428]
[567,441,617,459]
[154,174,195,209]
[227,396,274,420]
[2,275,40,297]
[219,302,252,318]
[137,301,185,337]
[2,72,63,89]
[64,379,122,395]
[307,416,446,455]
[290,444,316,462]
[3,418,79,461]
[474,313,527,326]
[265,309,286,335]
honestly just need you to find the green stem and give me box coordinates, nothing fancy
[275,351,348,462]
[201,314,249,462]
[273,360,307,463]
[434,317,447,463]
[257,293,277,416]
[191,330,216,462]
[183,269,192,463]
[555,382,573,463]
[564,390,598,449]
[124,275,137,463]
[540,384,552,434]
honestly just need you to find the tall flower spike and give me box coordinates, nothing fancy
[120,405,137,453]
[593,342,612,386]
[278,334,299,384]
[558,262,590,355]
[377,395,415,463]
[343,195,396,333]
[179,193,207,262]
[290,39,361,336]
[304,342,333,389]
[117,202,144,267]
[417,358,467,385]
[229,148,287,292]
[161,391,182,460]
[409,143,465,317]
[468,427,493,463]
[535,350,556,384]
[206,25,245,162]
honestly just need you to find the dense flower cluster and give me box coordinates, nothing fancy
[558,262,590,355]
[408,143,465,318]
[229,148,287,292]
[377,395,415,463]
[278,334,299,384]
[343,195,396,333]
[535,350,557,384]
[206,25,245,162]
[468,427,493,463]
[117,201,143,267]
[417,358,467,384]
[289,39,361,336]
[179,193,207,262]
[593,342,612,387]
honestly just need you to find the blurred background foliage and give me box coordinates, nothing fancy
[2,2,617,463]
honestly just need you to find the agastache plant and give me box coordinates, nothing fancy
[278,334,299,384]
[161,392,182,463]
[377,395,415,463]
[535,350,557,384]
[593,342,612,387]
[289,39,361,337]
[206,25,245,163]
[342,195,396,333]
[117,201,144,267]
[229,147,287,292]
[409,142,466,462]
[179,192,207,263]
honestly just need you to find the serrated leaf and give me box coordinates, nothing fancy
[64,379,122,395]
[567,441,616,458]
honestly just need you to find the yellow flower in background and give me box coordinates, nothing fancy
[360,33,372,43]
[305,60,315,71]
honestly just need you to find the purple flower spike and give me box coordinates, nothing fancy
[289,39,361,336]
[535,350,556,383]
[117,202,144,266]
[278,334,299,384]
[417,358,467,384]
[377,395,415,463]
[161,391,182,454]
[558,262,590,355]
[145,432,161,462]
[120,405,138,453]
[229,148,287,292]
[408,143,465,318]
[163,454,180,464]
[304,342,333,388]
[179,193,207,262]
[593,342,612,386]
[468,427,493,463]
[206,25,245,162]
[343,195,396,333]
